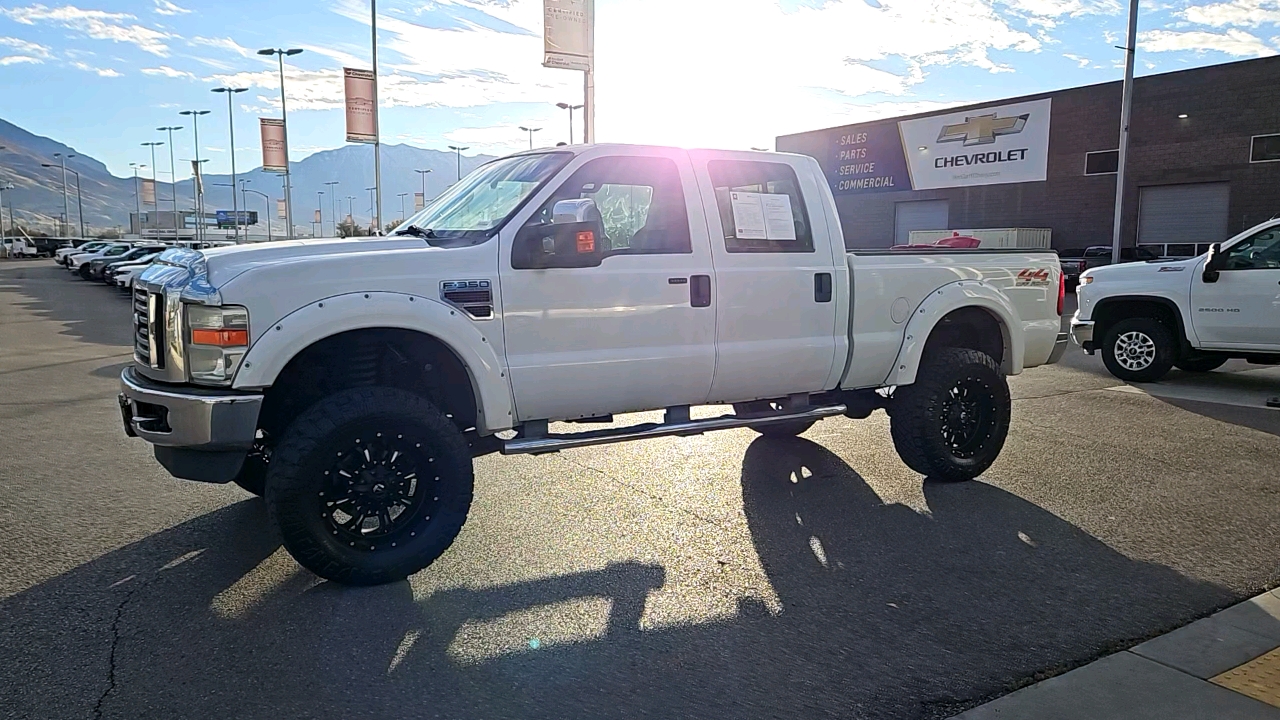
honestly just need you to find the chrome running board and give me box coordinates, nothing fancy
[501,404,847,455]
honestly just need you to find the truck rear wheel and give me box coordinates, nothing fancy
[264,387,474,586]
[1101,317,1175,383]
[889,348,1010,482]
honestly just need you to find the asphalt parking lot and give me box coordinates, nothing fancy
[1,260,1278,720]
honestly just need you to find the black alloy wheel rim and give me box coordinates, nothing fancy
[319,428,440,551]
[938,377,996,459]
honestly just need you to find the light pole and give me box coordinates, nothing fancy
[414,168,431,209]
[316,190,325,236]
[53,152,73,236]
[158,125,183,239]
[243,187,272,242]
[324,181,339,235]
[1110,0,1140,260]
[397,192,408,220]
[44,163,85,237]
[447,145,469,181]
[129,162,145,235]
[212,86,248,242]
[257,47,303,239]
[346,195,356,233]
[0,182,12,238]
[237,179,251,239]
[556,103,582,144]
[518,126,542,150]
[365,186,376,231]
[179,109,210,242]
[141,141,163,234]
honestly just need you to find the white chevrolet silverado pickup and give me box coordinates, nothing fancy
[120,145,1067,585]
[1072,218,1280,382]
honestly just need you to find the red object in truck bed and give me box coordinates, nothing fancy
[892,235,982,250]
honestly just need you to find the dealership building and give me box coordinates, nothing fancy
[776,56,1280,256]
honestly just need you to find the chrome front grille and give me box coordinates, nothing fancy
[132,287,165,369]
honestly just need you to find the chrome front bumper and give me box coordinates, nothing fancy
[1047,332,1071,364]
[1070,318,1095,353]
[118,366,262,451]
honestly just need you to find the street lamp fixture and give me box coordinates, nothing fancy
[414,169,431,206]
[447,145,469,181]
[52,152,74,236]
[518,126,542,150]
[43,162,86,237]
[397,191,408,220]
[157,126,183,239]
[212,86,249,242]
[258,48,303,239]
[178,110,211,242]
[556,102,583,144]
[324,181,339,236]
[128,162,146,235]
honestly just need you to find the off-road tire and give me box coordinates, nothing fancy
[889,348,1010,482]
[265,387,474,586]
[734,401,817,438]
[1101,317,1176,383]
[1174,356,1227,373]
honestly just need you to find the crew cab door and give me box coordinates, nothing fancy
[691,154,842,403]
[498,150,718,422]
[1191,225,1280,350]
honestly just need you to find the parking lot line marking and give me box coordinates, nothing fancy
[1212,646,1280,708]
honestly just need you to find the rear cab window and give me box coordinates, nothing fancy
[707,160,814,253]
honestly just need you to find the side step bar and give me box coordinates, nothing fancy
[501,404,847,455]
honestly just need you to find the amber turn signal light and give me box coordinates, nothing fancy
[191,328,249,347]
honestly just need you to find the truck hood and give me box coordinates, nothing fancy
[200,236,427,287]
[1081,255,1200,283]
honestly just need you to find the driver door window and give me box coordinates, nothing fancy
[522,156,692,256]
[1192,226,1280,348]
[1223,227,1280,270]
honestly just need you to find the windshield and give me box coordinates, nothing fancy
[395,152,571,244]
[103,246,128,257]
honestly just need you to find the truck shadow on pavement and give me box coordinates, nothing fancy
[0,439,1248,720]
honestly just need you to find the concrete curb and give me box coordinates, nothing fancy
[952,589,1280,719]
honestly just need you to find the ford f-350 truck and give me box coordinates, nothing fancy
[119,145,1068,585]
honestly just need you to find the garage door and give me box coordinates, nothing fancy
[895,200,949,247]
[1137,183,1229,247]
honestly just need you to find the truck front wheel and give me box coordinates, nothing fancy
[889,348,1011,482]
[1101,317,1176,383]
[264,387,474,586]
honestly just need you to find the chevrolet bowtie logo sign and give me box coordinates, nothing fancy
[937,112,1030,146]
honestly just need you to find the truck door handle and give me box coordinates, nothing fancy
[814,273,833,303]
[690,275,711,307]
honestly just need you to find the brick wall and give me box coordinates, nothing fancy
[777,56,1280,250]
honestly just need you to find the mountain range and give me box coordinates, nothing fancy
[0,117,499,237]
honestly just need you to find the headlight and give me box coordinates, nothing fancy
[185,304,249,385]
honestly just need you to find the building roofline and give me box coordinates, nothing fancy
[777,55,1280,141]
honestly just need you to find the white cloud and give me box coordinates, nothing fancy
[190,36,253,57]
[72,59,121,76]
[0,54,41,65]
[1181,0,1280,27]
[141,64,196,78]
[1063,52,1091,66]
[1138,28,1276,56]
[258,0,1044,149]
[0,3,173,56]
[0,35,52,58]
[153,0,190,15]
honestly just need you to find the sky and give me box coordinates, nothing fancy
[0,0,1276,182]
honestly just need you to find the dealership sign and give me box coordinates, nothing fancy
[827,98,1051,195]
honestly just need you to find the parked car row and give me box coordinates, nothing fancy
[57,239,235,291]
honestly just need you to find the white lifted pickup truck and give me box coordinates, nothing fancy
[1072,218,1280,382]
[120,145,1067,585]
